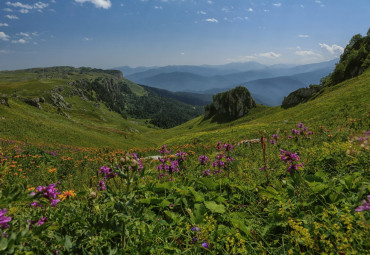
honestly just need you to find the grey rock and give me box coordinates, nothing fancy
[205,86,256,120]
[23,98,42,109]
[0,97,9,107]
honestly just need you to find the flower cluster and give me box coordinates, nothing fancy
[31,183,61,207]
[97,166,117,190]
[280,149,304,173]
[0,209,12,229]
[355,195,370,212]
[291,123,312,136]
[156,146,187,179]
[199,155,209,165]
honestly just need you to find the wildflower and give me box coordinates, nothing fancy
[0,209,12,229]
[192,237,198,243]
[176,151,187,163]
[169,204,174,208]
[298,123,304,128]
[280,149,303,173]
[215,141,223,151]
[30,202,41,208]
[202,169,211,176]
[37,217,48,226]
[273,134,279,139]
[270,139,276,144]
[58,190,76,201]
[202,242,209,249]
[223,143,234,151]
[159,145,171,154]
[97,180,106,190]
[192,227,200,231]
[199,155,209,165]
[355,195,370,212]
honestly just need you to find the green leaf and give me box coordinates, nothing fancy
[0,237,8,251]
[204,201,226,214]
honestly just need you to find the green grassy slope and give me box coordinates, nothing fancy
[157,68,370,146]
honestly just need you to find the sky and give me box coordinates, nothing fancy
[0,0,369,70]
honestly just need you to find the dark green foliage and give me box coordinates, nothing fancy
[325,30,370,87]
[205,86,256,122]
[281,85,322,109]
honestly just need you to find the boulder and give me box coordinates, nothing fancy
[23,98,42,109]
[205,86,256,120]
[281,85,322,109]
[0,97,9,107]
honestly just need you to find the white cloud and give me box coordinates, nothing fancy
[227,55,256,62]
[259,51,281,58]
[180,52,185,55]
[273,3,282,7]
[19,32,30,38]
[298,34,309,38]
[197,11,206,15]
[6,2,33,9]
[12,38,27,43]
[0,32,10,41]
[75,0,111,9]
[83,37,91,41]
[0,23,9,27]
[5,15,19,19]
[264,9,270,12]
[3,8,13,12]
[248,8,253,12]
[34,2,49,9]
[154,6,163,9]
[207,1,213,4]
[295,50,321,57]
[319,43,344,54]
[205,18,218,23]
[19,9,29,13]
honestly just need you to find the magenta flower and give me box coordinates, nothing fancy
[280,149,303,173]
[0,209,12,229]
[176,151,187,163]
[159,145,171,154]
[202,169,211,176]
[97,180,106,190]
[355,195,370,212]
[273,134,279,139]
[270,139,276,144]
[298,123,304,128]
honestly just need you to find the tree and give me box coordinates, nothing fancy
[349,34,362,47]
[367,27,370,37]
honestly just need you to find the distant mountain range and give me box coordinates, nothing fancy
[113,59,337,106]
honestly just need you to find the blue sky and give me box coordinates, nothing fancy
[0,0,369,70]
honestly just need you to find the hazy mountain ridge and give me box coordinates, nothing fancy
[121,60,337,106]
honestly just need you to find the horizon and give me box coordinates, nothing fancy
[0,0,369,70]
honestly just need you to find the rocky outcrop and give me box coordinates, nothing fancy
[23,97,43,109]
[281,85,322,109]
[49,91,71,109]
[204,86,256,120]
[0,97,9,107]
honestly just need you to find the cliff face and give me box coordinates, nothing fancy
[281,85,322,109]
[204,86,256,120]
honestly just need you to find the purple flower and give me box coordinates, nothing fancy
[202,242,209,249]
[307,131,313,135]
[280,149,304,173]
[192,237,198,243]
[270,139,276,144]
[291,129,299,135]
[355,195,370,212]
[30,202,41,208]
[99,166,112,175]
[0,209,12,229]
[159,145,171,154]
[37,217,48,226]
[176,151,187,163]
[97,180,106,190]
[223,143,234,151]
[215,141,223,151]
[192,227,200,231]
[298,123,304,128]
[199,155,209,165]
[272,134,279,139]
[50,199,60,207]
[202,169,211,176]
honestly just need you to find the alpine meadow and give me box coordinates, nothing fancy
[0,1,369,254]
